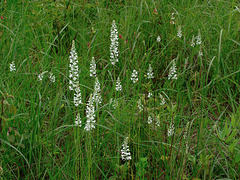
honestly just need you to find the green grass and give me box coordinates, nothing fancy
[1,0,240,179]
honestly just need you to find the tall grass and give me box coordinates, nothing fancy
[0,0,240,179]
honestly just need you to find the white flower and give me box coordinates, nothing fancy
[74,85,82,107]
[93,77,102,104]
[196,31,202,45]
[156,115,160,127]
[131,70,138,83]
[90,57,97,77]
[84,94,95,131]
[177,26,182,38]
[110,98,118,109]
[148,115,153,124]
[171,13,175,24]
[168,60,177,80]
[69,40,79,91]
[75,113,82,127]
[199,49,203,57]
[110,20,119,65]
[137,99,144,111]
[190,35,195,47]
[159,93,166,105]
[148,92,152,98]
[157,36,161,42]
[37,71,48,81]
[38,74,44,81]
[167,123,175,137]
[186,142,189,154]
[69,40,82,106]
[113,100,118,109]
[115,77,122,91]
[121,137,131,161]
[147,64,154,79]
[10,61,16,72]
[49,73,55,83]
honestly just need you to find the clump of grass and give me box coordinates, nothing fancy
[0,0,240,179]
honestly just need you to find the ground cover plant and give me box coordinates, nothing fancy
[1,0,240,179]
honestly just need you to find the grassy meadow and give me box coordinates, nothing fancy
[1,0,240,179]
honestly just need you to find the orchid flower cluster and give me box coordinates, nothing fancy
[10,61,16,72]
[93,77,102,104]
[84,94,96,131]
[69,40,79,91]
[168,60,177,80]
[75,113,82,127]
[90,57,97,77]
[131,70,138,83]
[115,77,122,91]
[69,40,82,107]
[148,115,153,124]
[147,64,154,79]
[190,30,202,47]
[37,71,55,83]
[177,26,182,38]
[121,137,131,161]
[110,20,119,65]
[137,98,144,111]
[167,123,175,137]
[70,19,184,135]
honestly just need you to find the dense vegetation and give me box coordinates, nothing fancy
[1,0,240,179]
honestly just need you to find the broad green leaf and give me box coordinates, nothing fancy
[235,153,240,163]
[231,115,236,127]
[224,121,230,136]
[229,140,238,153]
[217,130,224,141]
[225,129,237,143]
